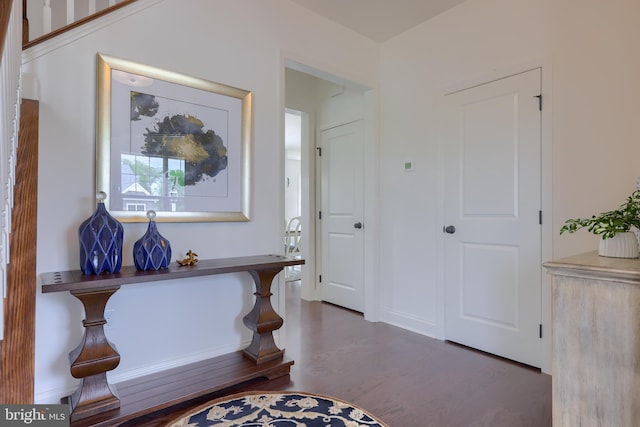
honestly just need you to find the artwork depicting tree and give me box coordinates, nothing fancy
[131,92,228,186]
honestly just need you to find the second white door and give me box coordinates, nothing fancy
[319,120,365,312]
[443,69,542,367]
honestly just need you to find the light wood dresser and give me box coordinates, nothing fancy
[544,251,640,426]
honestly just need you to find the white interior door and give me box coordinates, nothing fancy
[320,120,364,312]
[443,69,542,367]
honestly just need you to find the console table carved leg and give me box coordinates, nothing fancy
[67,287,121,421]
[243,269,285,364]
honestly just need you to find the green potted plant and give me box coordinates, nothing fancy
[560,190,640,258]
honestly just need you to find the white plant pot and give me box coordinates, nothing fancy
[598,232,640,258]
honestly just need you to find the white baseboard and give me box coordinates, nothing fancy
[382,309,438,338]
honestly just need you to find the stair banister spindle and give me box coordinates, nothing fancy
[42,0,51,34]
[66,0,73,25]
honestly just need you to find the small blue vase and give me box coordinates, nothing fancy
[78,191,124,275]
[133,210,172,271]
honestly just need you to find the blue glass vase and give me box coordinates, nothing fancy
[78,191,124,275]
[133,210,172,271]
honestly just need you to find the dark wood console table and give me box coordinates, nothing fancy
[41,254,304,426]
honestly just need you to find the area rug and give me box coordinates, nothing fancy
[166,391,389,426]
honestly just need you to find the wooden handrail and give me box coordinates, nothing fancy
[22,0,138,50]
[0,0,12,57]
[0,99,39,404]
[22,0,28,46]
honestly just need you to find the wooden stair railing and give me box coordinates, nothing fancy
[22,0,138,49]
[0,98,39,404]
[0,0,12,52]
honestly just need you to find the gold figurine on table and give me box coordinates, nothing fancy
[177,250,198,266]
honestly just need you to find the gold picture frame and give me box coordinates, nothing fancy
[96,53,251,222]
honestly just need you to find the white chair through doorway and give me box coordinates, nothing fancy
[284,216,302,281]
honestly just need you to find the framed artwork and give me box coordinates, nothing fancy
[96,53,252,222]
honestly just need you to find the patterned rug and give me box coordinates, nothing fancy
[166,391,389,427]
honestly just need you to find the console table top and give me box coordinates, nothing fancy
[41,254,304,293]
[544,250,640,282]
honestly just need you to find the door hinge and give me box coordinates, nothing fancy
[316,147,322,156]
[539,210,543,225]
[535,94,542,111]
[318,210,322,220]
[539,324,543,339]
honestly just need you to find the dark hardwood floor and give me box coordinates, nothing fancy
[126,281,552,427]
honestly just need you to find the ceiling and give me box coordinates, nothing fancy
[290,0,468,42]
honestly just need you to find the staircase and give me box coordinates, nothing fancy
[0,0,139,404]
[23,0,137,48]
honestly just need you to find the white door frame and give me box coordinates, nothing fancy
[437,58,553,374]
[279,53,380,322]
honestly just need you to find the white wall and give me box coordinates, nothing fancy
[378,0,640,372]
[24,0,379,403]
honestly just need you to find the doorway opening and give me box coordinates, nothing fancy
[284,109,303,282]
[283,62,379,320]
